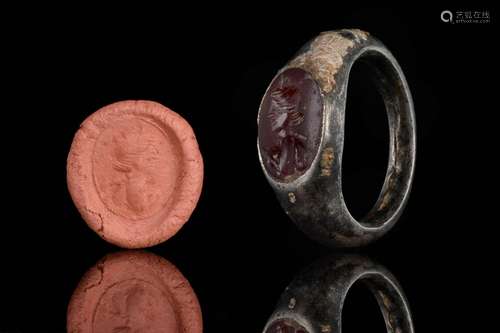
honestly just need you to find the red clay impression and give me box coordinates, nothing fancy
[67,251,202,333]
[67,100,203,248]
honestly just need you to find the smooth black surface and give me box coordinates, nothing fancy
[2,6,493,333]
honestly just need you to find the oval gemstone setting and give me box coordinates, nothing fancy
[258,68,323,182]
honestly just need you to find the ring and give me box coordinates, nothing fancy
[257,29,416,247]
[262,255,414,333]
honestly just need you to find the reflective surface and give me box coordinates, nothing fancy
[67,251,202,333]
[2,6,489,333]
[265,319,309,333]
[67,252,414,333]
[262,254,413,333]
[258,68,323,181]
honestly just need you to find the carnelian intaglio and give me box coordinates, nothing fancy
[259,68,323,182]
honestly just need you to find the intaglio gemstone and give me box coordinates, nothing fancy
[258,68,323,182]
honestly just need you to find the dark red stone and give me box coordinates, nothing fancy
[259,68,323,182]
[265,319,309,333]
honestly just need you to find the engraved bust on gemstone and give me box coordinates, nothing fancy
[259,68,323,182]
[267,86,307,172]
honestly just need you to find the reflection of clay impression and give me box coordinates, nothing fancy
[94,279,178,333]
[67,100,204,248]
[67,251,202,333]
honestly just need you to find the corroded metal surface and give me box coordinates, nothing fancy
[257,29,417,247]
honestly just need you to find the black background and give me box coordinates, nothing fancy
[2,5,494,332]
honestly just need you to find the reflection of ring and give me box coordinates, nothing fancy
[257,29,416,247]
[262,255,414,333]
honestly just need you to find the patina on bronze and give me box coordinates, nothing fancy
[257,29,416,247]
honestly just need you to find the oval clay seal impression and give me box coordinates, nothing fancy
[67,100,204,248]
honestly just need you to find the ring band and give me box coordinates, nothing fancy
[262,255,414,333]
[257,29,416,247]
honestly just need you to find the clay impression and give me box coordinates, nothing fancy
[67,100,203,248]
